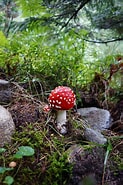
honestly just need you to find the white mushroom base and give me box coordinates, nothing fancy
[56,110,67,134]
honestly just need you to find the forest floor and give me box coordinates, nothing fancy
[0,75,123,185]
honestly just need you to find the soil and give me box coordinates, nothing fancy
[0,80,123,185]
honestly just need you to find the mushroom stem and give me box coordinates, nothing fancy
[56,110,67,134]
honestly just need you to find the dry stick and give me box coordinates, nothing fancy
[61,0,91,29]
[12,82,43,106]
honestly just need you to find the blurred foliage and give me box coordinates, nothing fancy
[0,0,122,95]
[0,27,123,91]
[0,31,8,46]
[1,0,123,40]
[13,0,123,41]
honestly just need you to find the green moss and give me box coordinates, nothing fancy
[0,122,73,185]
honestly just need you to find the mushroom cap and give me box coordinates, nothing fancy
[48,86,76,110]
[43,104,51,112]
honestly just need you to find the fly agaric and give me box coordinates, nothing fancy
[43,104,51,112]
[48,86,76,134]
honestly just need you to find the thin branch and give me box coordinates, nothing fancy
[61,0,91,29]
[83,37,123,44]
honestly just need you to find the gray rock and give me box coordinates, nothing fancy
[0,90,12,104]
[0,105,15,147]
[77,107,111,131]
[77,107,111,144]
[0,79,12,104]
[0,79,9,85]
[67,145,106,185]
[66,144,84,163]
[84,128,107,144]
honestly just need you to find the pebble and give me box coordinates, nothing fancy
[0,105,15,147]
[77,107,112,144]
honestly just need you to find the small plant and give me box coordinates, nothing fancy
[0,146,35,185]
[102,140,113,185]
[42,152,73,185]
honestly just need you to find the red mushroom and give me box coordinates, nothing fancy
[43,104,51,112]
[48,86,76,134]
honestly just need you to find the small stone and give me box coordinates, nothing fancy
[66,144,84,163]
[0,105,15,147]
[77,107,112,131]
[0,79,9,85]
[0,90,12,104]
[84,128,107,144]
[0,79,11,104]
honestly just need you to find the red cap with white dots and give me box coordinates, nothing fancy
[48,86,76,110]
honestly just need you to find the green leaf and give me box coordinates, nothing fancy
[0,31,8,47]
[14,146,35,158]
[13,151,23,159]
[18,146,35,156]
[3,176,14,185]
[0,167,12,174]
[0,167,7,174]
[104,140,113,168]
[107,140,113,151]
[0,148,6,154]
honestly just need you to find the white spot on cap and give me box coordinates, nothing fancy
[55,105,62,109]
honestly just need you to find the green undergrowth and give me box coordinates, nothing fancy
[0,121,122,185]
[109,136,123,172]
[0,122,73,185]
